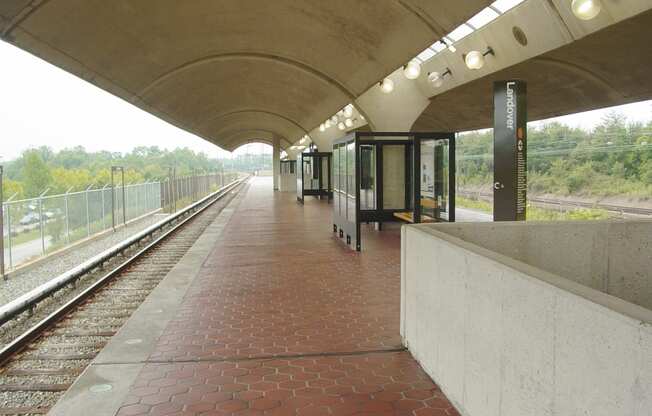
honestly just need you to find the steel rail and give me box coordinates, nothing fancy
[457,190,652,216]
[0,178,245,364]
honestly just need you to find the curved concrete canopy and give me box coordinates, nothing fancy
[0,0,491,149]
[412,9,652,132]
[202,111,301,151]
[221,130,288,152]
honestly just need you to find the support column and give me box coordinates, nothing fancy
[272,136,281,191]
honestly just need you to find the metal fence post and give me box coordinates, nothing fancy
[122,171,127,226]
[0,165,4,280]
[101,184,108,230]
[64,186,73,243]
[6,196,16,271]
[111,167,116,231]
[168,167,177,213]
[38,188,49,255]
[85,184,93,237]
[111,166,126,230]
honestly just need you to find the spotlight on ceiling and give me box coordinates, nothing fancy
[343,104,354,118]
[345,118,353,128]
[464,47,494,70]
[427,68,452,88]
[330,115,339,124]
[442,38,456,53]
[379,78,394,93]
[325,120,332,128]
[571,0,602,20]
[338,122,346,131]
[319,123,326,132]
[403,60,422,80]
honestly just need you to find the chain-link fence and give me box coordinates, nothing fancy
[2,171,242,275]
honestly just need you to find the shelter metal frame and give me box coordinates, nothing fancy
[280,160,296,175]
[333,131,456,251]
[296,151,332,204]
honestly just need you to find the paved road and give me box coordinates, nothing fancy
[3,236,53,268]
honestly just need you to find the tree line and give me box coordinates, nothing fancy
[1,146,270,201]
[457,112,652,199]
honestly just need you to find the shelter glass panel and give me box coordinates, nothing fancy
[346,141,356,222]
[382,145,406,210]
[359,145,376,210]
[420,139,451,221]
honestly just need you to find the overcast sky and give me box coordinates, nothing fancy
[1,40,651,163]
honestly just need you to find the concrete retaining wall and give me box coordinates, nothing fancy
[401,220,652,416]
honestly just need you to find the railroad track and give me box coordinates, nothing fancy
[0,179,246,415]
[458,190,652,217]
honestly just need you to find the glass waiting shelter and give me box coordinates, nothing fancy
[333,131,456,251]
[280,160,296,175]
[296,151,332,203]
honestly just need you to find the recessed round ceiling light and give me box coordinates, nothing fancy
[379,78,394,93]
[330,115,338,124]
[337,122,346,130]
[403,60,421,80]
[325,120,332,128]
[571,0,601,20]
[345,118,353,128]
[465,50,485,70]
[343,105,354,118]
[319,123,326,132]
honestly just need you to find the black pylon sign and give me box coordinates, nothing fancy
[493,80,527,221]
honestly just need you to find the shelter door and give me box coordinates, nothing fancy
[419,139,451,221]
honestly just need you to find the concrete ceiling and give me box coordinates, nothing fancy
[0,0,491,150]
[412,8,652,132]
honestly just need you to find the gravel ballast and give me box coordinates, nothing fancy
[0,213,168,306]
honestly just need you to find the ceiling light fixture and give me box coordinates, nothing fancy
[571,0,602,20]
[464,47,494,70]
[403,59,422,80]
[330,115,338,124]
[427,68,452,88]
[379,78,394,93]
[345,118,353,128]
[319,123,326,132]
[442,37,457,53]
[338,122,346,130]
[343,104,354,118]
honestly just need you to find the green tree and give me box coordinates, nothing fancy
[2,179,24,201]
[22,150,52,197]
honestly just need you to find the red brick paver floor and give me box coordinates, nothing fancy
[116,178,458,416]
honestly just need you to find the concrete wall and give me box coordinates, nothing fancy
[401,221,652,416]
[434,220,652,310]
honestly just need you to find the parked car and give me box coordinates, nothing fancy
[19,213,40,225]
